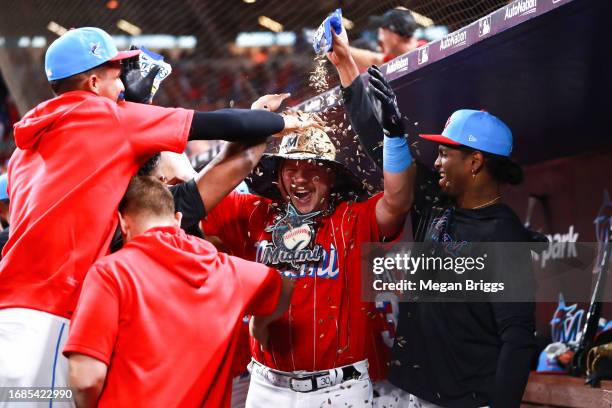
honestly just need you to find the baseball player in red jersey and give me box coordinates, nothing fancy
[0,26,316,404]
[202,82,415,406]
[63,176,293,408]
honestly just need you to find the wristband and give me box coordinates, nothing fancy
[383,135,412,173]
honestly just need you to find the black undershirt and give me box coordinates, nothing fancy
[0,228,8,258]
[340,76,384,169]
[110,178,205,252]
[189,109,284,144]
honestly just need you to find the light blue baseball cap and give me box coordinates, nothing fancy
[45,27,140,81]
[0,173,8,201]
[420,109,513,157]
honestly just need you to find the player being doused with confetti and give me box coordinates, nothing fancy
[200,26,415,408]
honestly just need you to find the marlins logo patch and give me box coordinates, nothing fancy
[90,42,103,58]
[259,204,324,268]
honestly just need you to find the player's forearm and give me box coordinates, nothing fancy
[376,134,416,238]
[72,386,103,408]
[383,166,415,211]
[68,358,106,408]
[189,109,284,143]
[256,277,294,323]
[334,58,360,88]
[195,141,266,212]
[491,302,535,406]
[493,339,533,407]
[249,278,294,350]
[340,77,384,168]
[377,165,415,238]
[349,47,384,71]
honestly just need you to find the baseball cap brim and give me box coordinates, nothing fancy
[419,134,461,145]
[109,49,141,61]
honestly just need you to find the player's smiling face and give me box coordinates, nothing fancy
[280,159,335,214]
[434,145,472,197]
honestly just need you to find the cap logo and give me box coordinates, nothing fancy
[284,135,298,149]
[468,135,477,142]
[90,42,103,59]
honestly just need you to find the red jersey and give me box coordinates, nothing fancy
[64,226,281,408]
[0,91,193,318]
[202,191,389,374]
[383,53,398,63]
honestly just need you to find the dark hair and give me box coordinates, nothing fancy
[454,145,523,185]
[48,62,116,95]
[119,176,175,218]
[137,153,161,176]
[483,153,523,185]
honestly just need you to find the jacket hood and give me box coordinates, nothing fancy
[13,91,94,150]
[126,225,216,288]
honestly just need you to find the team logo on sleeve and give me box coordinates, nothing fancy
[259,204,324,268]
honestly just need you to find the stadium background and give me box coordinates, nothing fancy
[0,0,611,380]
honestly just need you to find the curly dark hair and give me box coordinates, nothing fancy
[483,153,523,185]
[455,146,523,185]
[137,153,161,177]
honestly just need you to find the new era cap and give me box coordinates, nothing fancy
[45,27,140,81]
[370,9,418,38]
[420,109,513,157]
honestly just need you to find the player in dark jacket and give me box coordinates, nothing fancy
[332,24,535,408]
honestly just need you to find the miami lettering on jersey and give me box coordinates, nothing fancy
[255,241,339,279]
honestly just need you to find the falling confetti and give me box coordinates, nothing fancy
[309,54,329,94]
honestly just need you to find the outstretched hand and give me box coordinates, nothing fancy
[121,46,160,104]
[251,93,291,112]
[277,111,325,137]
[367,65,405,136]
[326,27,351,67]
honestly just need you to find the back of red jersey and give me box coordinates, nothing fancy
[64,226,281,407]
[2,92,192,318]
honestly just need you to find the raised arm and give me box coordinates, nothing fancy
[328,29,414,238]
[368,65,415,238]
[194,93,291,213]
[188,106,321,143]
[119,50,315,145]
[328,28,384,168]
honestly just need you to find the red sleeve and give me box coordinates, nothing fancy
[63,263,120,365]
[201,191,241,237]
[226,254,282,316]
[383,54,397,63]
[116,101,194,159]
[202,191,264,255]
